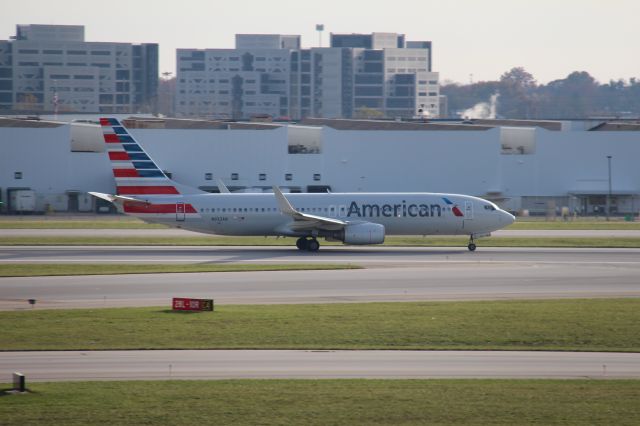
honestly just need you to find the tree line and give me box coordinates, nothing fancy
[441,67,640,119]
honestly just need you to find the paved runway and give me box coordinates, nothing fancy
[3,245,640,265]
[1,246,639,309]
[2,350,639,381]
[3,228,640,237]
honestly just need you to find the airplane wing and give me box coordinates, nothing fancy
[272,186,346,231]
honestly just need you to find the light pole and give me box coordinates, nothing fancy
[606,155,612,221]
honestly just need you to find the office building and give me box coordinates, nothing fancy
[0,24,158,114]
[176,32,439,120]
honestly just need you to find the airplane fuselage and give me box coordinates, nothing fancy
[124,192,512,239]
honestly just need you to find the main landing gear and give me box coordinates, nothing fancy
[296,237,320,252]
[467,235,477,252]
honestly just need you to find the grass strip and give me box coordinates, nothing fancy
[1,379,639,425]
[2,217,640,230]
[0,263,361,277]
[1,235,640,247]
[0,219,165,229]
[1,299,638,352]
[508,221,640,230]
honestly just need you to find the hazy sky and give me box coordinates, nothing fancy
[3,0,639,84]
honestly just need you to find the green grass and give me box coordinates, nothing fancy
[1,235,640,247]
[507,220,640,230]
[1,216,639,230]
[2,299,639,352]
[1,380,639,425]
[0,263,361,277]
[0,218,164,229]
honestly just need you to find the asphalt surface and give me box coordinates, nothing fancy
[1,246,639,309]
[2,350,639,381]
[3,228,640,237]
[2,244,639,383]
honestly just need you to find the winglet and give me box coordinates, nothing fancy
[272,186,297,215]
[216,178,230,193]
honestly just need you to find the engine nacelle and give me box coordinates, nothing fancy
[342,222,385,245]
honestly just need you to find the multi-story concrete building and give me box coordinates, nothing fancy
[329,33,439,118]
[176,41,293,119]
[176,32,439,120]
[0,25,158,114]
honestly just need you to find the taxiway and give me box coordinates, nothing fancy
[2,350,639,381]
[1,246,639,309]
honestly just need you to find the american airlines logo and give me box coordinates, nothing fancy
[347,199,463,218]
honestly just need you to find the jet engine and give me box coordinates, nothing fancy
[329,222,385,245]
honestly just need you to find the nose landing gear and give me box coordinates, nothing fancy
[467,236,477,252]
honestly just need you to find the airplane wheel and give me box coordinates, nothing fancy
[468,243,477,252]
[296,237,308,251]
[307,239,320,252]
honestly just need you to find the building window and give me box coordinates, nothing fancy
[116,70,130,80]
[259,173,266,181]
[14,172,22,180]
[205,173,212,180]
[285,173,292,181]
[231,173,239,180]
[313,173,321,181]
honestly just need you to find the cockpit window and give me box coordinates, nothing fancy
[484,204,496,211]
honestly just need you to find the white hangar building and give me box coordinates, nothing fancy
[1,116,639,216]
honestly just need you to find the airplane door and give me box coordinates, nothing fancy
[464,201,474,219]
[176,202,186,222]
[329,205,337,218]
[462,201,473,231]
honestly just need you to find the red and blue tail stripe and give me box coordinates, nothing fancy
[99,118,180,196]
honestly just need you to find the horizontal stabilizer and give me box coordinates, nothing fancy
[88,191,149,206]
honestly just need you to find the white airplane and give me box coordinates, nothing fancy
[90,118,515,252]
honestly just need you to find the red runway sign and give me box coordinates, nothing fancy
[172,298,214,311]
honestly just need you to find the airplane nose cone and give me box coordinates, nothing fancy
[500,210,516,226]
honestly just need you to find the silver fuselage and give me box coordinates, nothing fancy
[126,192,514,238]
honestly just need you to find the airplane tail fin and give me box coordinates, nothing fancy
[99,117,204,196]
